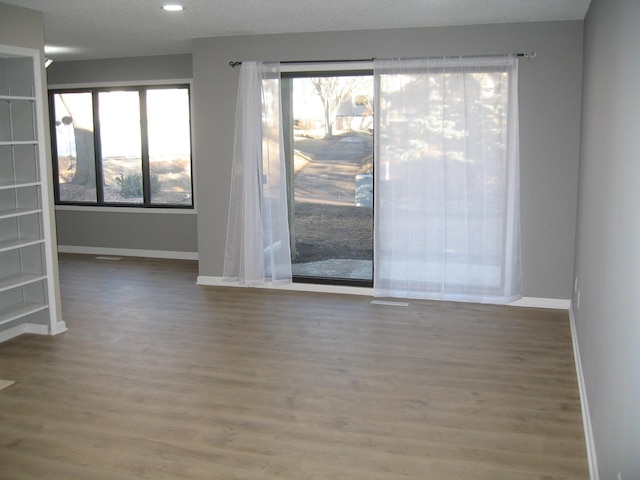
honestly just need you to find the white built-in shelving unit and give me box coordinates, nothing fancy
[0,44,65,342]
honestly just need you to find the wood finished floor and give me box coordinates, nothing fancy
[0,254,588,479]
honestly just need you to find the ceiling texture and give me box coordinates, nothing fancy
[4,0,592,62]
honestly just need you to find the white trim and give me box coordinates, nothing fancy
[371,300,409,306]
[0,324,28,343]
[196,276,572,309]
[569,303,599,480]
[509,297,571,310]
[32,48,66,342]
[48,78,193,90]
[58,245,198,261]
[196,276,372,296]
[51,321,68,335]
[55,205,196,215]
[0,321,65,343]
[23,323,53,335]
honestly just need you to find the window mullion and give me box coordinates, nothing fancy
[48,94,62,204]
[93,92,105,204]
[139,89,151,205]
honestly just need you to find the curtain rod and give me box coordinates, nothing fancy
[228,51,536,68]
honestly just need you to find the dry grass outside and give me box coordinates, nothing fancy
[292,130,373,265]
[292,202,373,263]
[57,155,191,204]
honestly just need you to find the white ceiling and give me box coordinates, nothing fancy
[4,0,592,62]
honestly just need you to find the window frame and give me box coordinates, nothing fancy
[281,65,375,287]
[48,82,194,209]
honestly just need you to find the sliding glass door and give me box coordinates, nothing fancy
[282,73,374,285]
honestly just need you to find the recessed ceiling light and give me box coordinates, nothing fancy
[162,4,184,11]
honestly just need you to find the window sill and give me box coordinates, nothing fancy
[54,205,196,215]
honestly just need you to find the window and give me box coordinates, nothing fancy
[50,85,193,207]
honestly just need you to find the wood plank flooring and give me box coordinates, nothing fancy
[0,254,589,479]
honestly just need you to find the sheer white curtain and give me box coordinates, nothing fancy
[373,56,521,303]
[223,62,292,285]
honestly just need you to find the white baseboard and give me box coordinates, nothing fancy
[569,303,599,480]
[196,276,571,309]
[510,297,571,310]
[50,321,68,335]
[0,324,28,343]
[196,275,373,296]
[23,324,51,335]
[0,322,65,343]
[58,245,198,261]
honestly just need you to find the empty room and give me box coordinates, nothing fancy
[0,1,638,479]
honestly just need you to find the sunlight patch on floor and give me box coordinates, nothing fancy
[0,379,15,391]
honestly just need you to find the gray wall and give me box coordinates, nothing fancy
[574,0,640,477]
[193,22,584,299]
[0,2,44,50]
[55,209,197,254]
[47,54,193,84]
[46,54,198,256]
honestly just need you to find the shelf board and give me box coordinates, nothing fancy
[0,140,38,146]
[0,207,42,219]
[0,302,49,327]
[0,180,40,190]
[0,237,44,253]
[0,94,36,102]
[0,273,46,293]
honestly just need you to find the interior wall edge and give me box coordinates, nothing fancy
[569,303,599,480]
